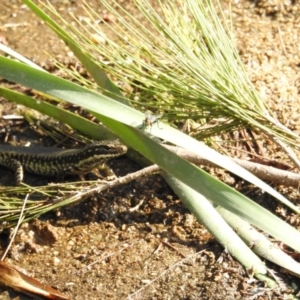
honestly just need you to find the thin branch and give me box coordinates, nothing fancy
[51,164,160,206]
[165,145,300,188]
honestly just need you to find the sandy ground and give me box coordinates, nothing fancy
[0,0,300,299]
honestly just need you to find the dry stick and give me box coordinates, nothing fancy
[164,145,300,188]
[270,135,300,171]
[52,164,161,206]
[1,22,29,28]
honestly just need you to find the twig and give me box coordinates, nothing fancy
[1,22,29,28]
[164,145,300,188]
[52,164,161,206]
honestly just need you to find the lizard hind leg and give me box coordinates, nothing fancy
[3,158,24,185]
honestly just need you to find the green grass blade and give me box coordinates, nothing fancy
[218,207,300,277]
[163,175,268,276]
[0,87,113,141]
[22,0,128,104]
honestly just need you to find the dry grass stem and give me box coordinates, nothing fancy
[1,194,28,261]
[0,165,160,226]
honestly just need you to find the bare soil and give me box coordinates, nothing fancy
[0,0,300,299]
